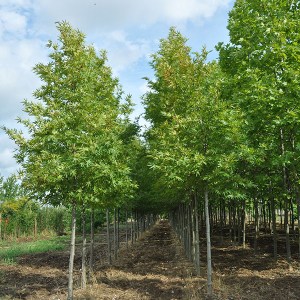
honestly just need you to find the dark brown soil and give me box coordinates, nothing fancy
[0,221,299,299]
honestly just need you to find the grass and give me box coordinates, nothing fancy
[0,235,69,264]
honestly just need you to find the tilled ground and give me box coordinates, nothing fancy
[75,220,203,299]
[0,221,300,299]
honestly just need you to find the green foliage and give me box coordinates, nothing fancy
[142,28,244,209]
[217,0,300,202]
[37,205,71,235]
[76,207,105,233]
[3,21,135,210]
[0,173,72,238]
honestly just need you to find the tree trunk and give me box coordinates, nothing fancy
[280,201,283,229]
[229,203,232,242]
[81,203,87,288]
[106,209,112,264]
[187,203,192,261]
[268,201,272,232]
[290,201,295,235]
[233,201,237,243]
[284,202,292,264]
[136,212,140,239]
[125,210,129,249]
[219,201,224,245]
[194,192,201,275]
[192,200,196,264]
[254,198,259,254]
[0,212,2,240]
[89,208,95,277]
[242,200,246,249]
[281,128,292,265]
[34,216,37,238]
[67,202,76,300]
[117,209,120,253]
[262,200,267,233]
[271,196,278,260]
[113,208,117,260]
[130,211,134,244]
[296,190,300,261]
[205,188,212,296]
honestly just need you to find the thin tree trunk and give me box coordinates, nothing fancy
[233,201,237,243]
[263,200,267,233]
[268,201,272,232]
[81,203,87,288]
[290,201,295,235]
[242,200,246,249]
[297,192,300,260]
[194,192,201,275]
[113,208,117,260]
[281,129,292,265]
[117,208,120,253]
[192,199,196,264]
[125,210,128,249]
[280,201,283,229]
[34,216,37,238]
[271,196,278,260]
[136,212,139,239]
[187,203,192,261]
[106,209,111,264]
[237,203,242,244]
[205,188,212,296]
[229,203,232,242]
[219,201,224,245]
[131,211,134,244]
[67,202,76,300]
[0,212,2,240]
[284,201,292,264]
[254,198,259,254]
[89,208,95,277]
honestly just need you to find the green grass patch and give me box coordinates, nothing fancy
[0,236,69,264]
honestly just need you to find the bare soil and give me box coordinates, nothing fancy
[0,220,300,299]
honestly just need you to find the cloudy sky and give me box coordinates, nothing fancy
[0,0,234,178]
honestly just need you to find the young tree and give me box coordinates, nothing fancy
[217,0,300,263]
[143,28,242,296]
[4,21,134,299]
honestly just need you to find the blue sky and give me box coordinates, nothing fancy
[0,0,234,178]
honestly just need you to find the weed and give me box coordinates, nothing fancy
[2,257,16,265]
[0,236,69,264]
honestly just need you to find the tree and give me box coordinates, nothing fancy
[217,0,300,263]
[3,21,134,299]
[143,27,242,296]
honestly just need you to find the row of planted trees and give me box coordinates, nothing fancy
[140,0,300,296]
[3,1,300,298]
[3,22,144,299]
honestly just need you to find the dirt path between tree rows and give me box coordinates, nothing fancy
[76,220,203,299]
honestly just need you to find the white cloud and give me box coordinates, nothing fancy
[164,0,230,21]
[0,134,18,177]
[32,0,231,33]
[0,38,47,121]
[139,81,150,95]
[0,9,27,37]
[102,31,150,74]
[0,147,15,168]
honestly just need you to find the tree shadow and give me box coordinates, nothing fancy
[220,274,300,300]
[0,268,67,299]
[98,275,184,300]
